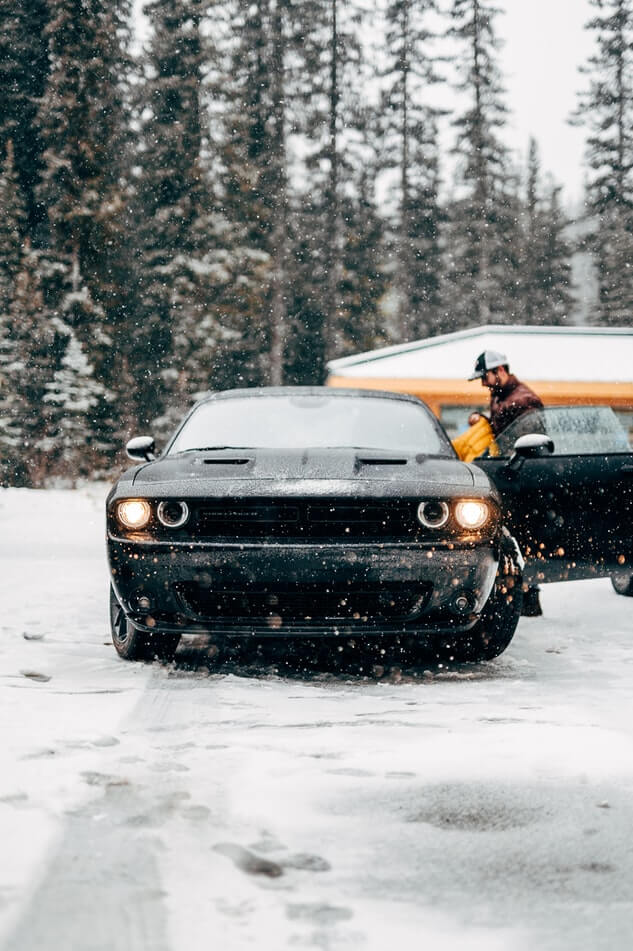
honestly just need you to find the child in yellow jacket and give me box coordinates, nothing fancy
[451,414,499,463]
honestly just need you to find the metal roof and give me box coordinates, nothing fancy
[326,325,633,384]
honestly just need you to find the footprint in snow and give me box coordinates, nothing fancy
[81,771,130,788]
[150,761,189,772]
[0,792,29,805]
[286,903,353,925]
[184,805,212,822]
[282,853,331,872]
[20,670,51,683]
[213,843,284,878]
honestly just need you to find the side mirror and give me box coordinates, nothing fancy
[505,433,554,476]
[126,435,156,462]
[513,433,555,457]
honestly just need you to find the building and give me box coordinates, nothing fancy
[326,324,633,438]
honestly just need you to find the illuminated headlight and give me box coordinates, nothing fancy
[157,500,189,528]
[116,499,151,530]
[417,500,450,529]
[454,500,489,530]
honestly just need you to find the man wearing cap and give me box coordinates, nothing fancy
[469,350,544,439]
[467,350,545,618]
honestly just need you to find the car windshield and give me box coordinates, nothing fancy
[496,405,632,456]
[168,394,453,455]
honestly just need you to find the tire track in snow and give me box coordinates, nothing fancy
[2,781,170,951]
[2,668,175,951]
[1,664,234,951]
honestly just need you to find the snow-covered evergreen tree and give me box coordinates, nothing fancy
[284,164,386,381]
[574,0,633,325]
[215,0,305,387]
[379,0,445,340]
[0,245,67,485]
[0,143,28,483]
[445,0,519,328]
[0,141,26,310]
[133,0,228,430]
[337,170,388,354]
[43,331,109,480]
[290,0,373,366]
[0,0,50,246]
[35,0,133,459]
[38,0,133,299]
[516,140,573,325]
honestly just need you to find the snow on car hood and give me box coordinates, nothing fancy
[124,447,479,499]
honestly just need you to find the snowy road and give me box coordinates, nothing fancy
[1,487,632,951]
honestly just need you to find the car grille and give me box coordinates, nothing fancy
[174,581,432,623]
[191,498,421,540]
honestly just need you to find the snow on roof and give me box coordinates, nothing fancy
[326,325,633,384]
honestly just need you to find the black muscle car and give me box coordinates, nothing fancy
[107,388,524,663]
[475,404,633,592]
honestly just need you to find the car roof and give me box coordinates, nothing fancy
[194,386,426,408]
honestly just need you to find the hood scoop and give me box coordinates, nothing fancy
[203,457,251,465]
[356,455,408,468]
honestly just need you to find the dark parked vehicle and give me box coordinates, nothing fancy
[107,388,524,663]
[475,405,633,593]
[107,392,633,665]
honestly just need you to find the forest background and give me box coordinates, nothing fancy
[0,0,631,486]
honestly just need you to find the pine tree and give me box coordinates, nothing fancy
[0,0,50,245]
[1,245,67,485]
[337,170,388,354]
[217,0,323,387]
[38,0,133,301]
[293,0,370,364]
[0,142,28,483]
[0,141,26,310]
[445,0,518,328]
[212,0,274,389]
[36,0,134,462]
[284,167,386,381]
[133,0,227,430]
[379,0,445,340]
[43,332,109,480]
[517,140,573,325]
[574,0,633,325]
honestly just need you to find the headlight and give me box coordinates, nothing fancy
[157,500,189,528]
[454,500,489,530]
[417,500,450,529]
[116,499,152,530]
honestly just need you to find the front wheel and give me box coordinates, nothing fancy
[109,586,180,661]
[433,535,523,663]
[611,571,633,597]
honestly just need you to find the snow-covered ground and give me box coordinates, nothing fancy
[1,487,632,951]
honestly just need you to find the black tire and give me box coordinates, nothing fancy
[611,571,633,597]
[433,535,523,663]
[109,586,180,662]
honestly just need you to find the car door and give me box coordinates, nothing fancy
[474,406,633,584]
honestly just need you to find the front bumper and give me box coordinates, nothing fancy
[108,536,499,637]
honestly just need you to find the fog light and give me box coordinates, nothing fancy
[157,500,189,528]
[417,500,449,529]
[453,591,475,614]
[116,499,151,530]
[454,500,489,530]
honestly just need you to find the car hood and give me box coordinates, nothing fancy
[120,448,483,499]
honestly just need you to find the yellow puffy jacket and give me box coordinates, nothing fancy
[452,416,499,463]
